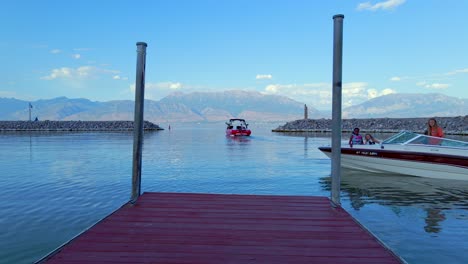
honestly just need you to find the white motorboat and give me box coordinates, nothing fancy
[318,131,468,181]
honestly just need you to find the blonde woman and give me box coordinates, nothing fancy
[364,134,380,145]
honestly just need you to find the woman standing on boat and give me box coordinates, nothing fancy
[349,127,363,147]
[426,118,444,138]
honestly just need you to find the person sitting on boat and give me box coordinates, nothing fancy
[364,133,380,145]
[349,127,363,147]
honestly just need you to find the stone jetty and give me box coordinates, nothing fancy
[273,116,468,135]
[0,121,163,131]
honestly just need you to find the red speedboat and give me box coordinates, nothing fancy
[226,118,251,136]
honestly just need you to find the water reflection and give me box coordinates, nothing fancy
[225,135,251,144]
[424,208,446,233]
[320,169,468,233]
[304,136,308,158]
[29,134,32,161]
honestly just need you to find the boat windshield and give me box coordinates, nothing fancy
[383,131,468,148]
[226,119,248,128]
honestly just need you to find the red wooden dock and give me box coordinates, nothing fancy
[39,192,403,263]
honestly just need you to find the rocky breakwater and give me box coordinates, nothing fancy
[273,116,468,135]
[0,121,163,131]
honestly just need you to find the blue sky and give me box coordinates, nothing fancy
[1,0,467,110]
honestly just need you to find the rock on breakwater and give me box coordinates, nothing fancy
[0,121,163,131]
[273,116,468,135]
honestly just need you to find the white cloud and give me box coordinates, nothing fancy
[50,49,61,54]
[264,83,330,96]
[76,66,92,77]
[367,89,379,99]
[392,67,466,84]
[416,81,450,89]
[256,74,272,80]
[73,54,81,59]
[357,0,406,11]
[152,82,182,90]
[264,84,292,94]
[342,82,367,97]
[41,66,119,80]
[357,2,373,10]
[262,82,393,110]
[129,81,184,100]
[445,68,468,75]
[426,83,450,89]
[381,88,395,95]
[41,67,73,80]
[113,75,128,80]
[341,82,369,107]
[367,88,395,99]
[139,82,182,90]
[169,82,182,89]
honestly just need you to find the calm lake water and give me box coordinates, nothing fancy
[1,122,467,264]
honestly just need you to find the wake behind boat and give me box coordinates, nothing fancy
[319,131,468,181]
[225,118,251,136]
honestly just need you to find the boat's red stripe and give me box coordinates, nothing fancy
[318,147,468,169]
[227,129,251,136]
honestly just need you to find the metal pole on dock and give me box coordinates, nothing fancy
[331,14,344,206]
[131,42,147,203]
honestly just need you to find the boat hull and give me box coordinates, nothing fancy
[226,129,251,136]
[319,145,468,181]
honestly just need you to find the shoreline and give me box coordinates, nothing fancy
[272,116,468,135]
[0,121,163,132]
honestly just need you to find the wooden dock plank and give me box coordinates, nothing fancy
[39,192,403,264]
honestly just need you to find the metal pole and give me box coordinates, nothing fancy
[331,14,344,206]
[131,42,147,203]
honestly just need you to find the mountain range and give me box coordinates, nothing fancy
[0,91,317,123]
[1,91,466,123]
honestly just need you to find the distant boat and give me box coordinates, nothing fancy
[318,131,468,181]
[226,118,251,136]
